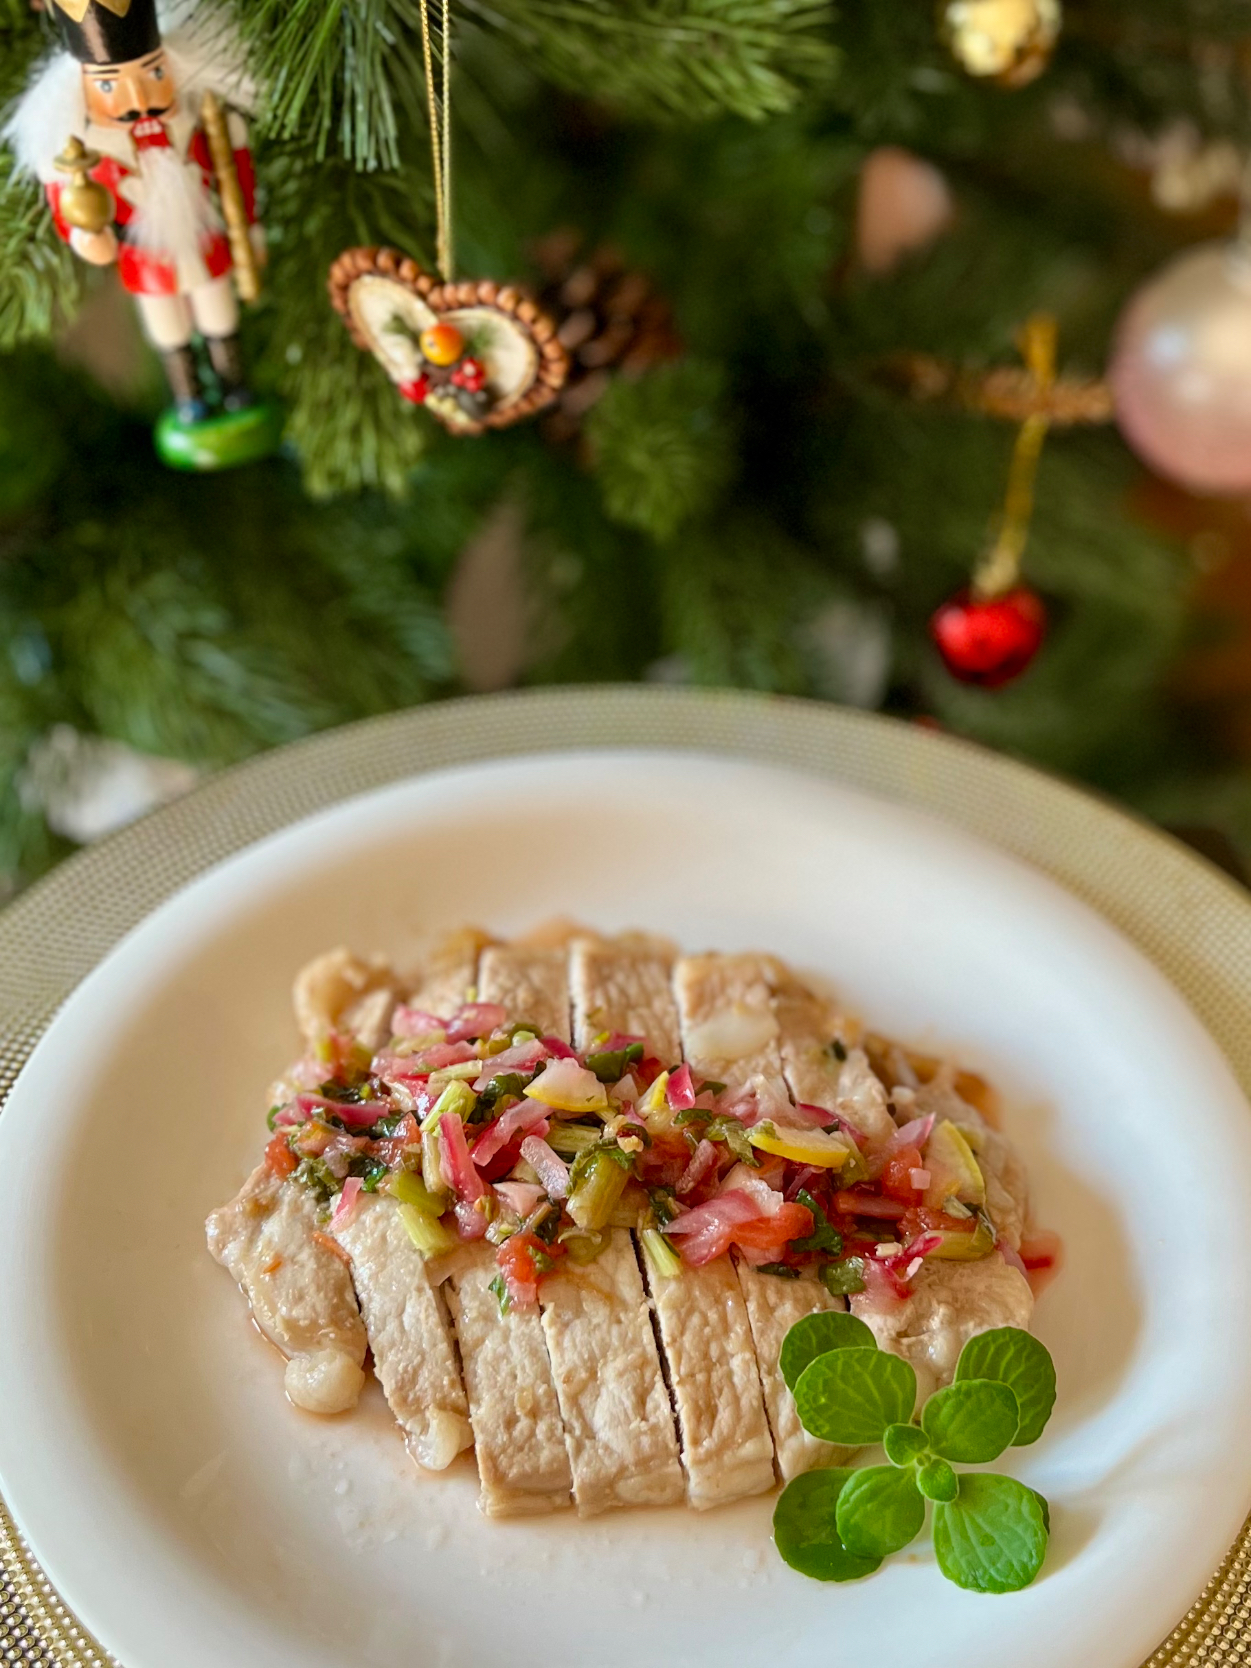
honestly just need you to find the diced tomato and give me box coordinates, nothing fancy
[880,1144,925,1204]
[264,1131,298,1178]
[899,1204,976,1241]
[731,1201,814,1263]
[636,1130,694,1189]
[371,1111,420,1169]
[496,1231,561,1308]
[635,1055,666,1088]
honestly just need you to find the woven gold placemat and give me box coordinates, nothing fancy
[2,687,1249,1667]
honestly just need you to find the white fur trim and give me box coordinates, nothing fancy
[2,1,256,185]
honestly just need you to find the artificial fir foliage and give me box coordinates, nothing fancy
[2,0,1251,890]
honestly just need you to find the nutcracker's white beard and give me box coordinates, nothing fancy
[129,144,221,270]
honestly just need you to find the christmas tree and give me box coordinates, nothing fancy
[2,0,1250,892]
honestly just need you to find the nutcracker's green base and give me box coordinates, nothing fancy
[154,401,284,472]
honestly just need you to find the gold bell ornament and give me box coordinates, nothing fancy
[939,0,1061,87]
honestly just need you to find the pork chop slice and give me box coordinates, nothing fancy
[206,1162,367,1413]
[644,1257,776,1509]
[568,936,681,1063]
[732,1259,853,1480]
[672,952,787,1088]
[408,926,494,1018]
[444,1242,572,1516]
[331,1192,472,1471]
[293,947,401,1054]
[676,951,843,1484]
[771,970,898,1146]
[851,1254,1034,1401]
[477,944,572,1043]
[538,1229,684,1514]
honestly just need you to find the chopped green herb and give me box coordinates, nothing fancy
[293,1156,338,1201]
[584,1042,644,1081]
[756,1262,801,1278]
[317,1080,379,1104]
[647,1186,681,1226]
[352,1158,390,1192]
[488,1273,511,1316]
[788,1189,843,1256]
[818,1256,867,1297]
[698,1079,727,1096]
[532,1206,562,1245]
[478,1071,525,1109]
[672,1108,706,1128]
[266,1106,282,1131]
[705,1114,761,1167]
[369,1109,406,1136]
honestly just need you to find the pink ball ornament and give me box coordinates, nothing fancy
[1110,242,1251,495]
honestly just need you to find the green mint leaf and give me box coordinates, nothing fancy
[818,1256,866,1297]
[932,1474,1049,1593]
[756,1262,801,1278]
[835,1464,926,1559]
[955,1327,1056,1446]
[883,1422,928,1467]
[705,1114,760,1166]
[780,1311,876,1394]
[772,1469,883,1583]
[788,1189,843,1256]
[795,1347,916,1446]
[922,1379,1020,1464]
[916,1456,958,1503]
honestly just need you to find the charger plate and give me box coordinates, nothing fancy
[1,686,1250,1668]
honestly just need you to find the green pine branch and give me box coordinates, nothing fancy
[461,0,838,122]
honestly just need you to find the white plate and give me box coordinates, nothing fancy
[1,749,1248,1668]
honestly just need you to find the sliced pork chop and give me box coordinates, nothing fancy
[477,944,572,1043]
[644,1257,776,1508]
[733,1260,852,1480]
[676,950,838,1488]
[331,1192,472,1471]
[206,1163,367,1414]
[444,1243,572,1516]
[410,926,494,1017]
[569,936,681,1062]
[293,947,400,1054]
[538,1229,684,1514]
[851,1254,1034,1401]
[672,952,787,1088]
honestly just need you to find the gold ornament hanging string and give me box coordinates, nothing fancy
[417,0,454,281]
[972,313,1056,600]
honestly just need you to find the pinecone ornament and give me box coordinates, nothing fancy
[532,230,681,442]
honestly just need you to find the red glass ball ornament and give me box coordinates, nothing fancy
[929,584,1046,688]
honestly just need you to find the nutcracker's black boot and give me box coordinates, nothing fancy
[205,332,256,413]
[163,345,210,424]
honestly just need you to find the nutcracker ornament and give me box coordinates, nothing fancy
[5,0,281,470]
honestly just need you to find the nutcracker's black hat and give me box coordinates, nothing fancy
[49,0,161,67]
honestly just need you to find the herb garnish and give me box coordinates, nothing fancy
[584,1042,644,1082]
[788,1190,843,1256]
[772,1323,1055,1593]
[817,1257,866,1297]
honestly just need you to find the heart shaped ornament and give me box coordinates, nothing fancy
[329,246,570,435]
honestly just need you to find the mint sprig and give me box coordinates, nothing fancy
[772,1323,1054,1593]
